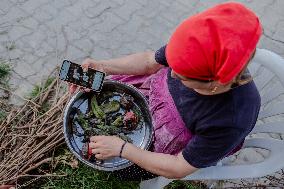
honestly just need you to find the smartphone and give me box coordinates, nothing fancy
[59,60,105,92]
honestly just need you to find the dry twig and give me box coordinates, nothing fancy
[0,71,69,185]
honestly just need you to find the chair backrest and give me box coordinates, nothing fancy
[183,48,284,180]
[249,49,284,135]
[140,49,284,189]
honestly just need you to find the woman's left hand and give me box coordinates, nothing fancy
[89,135,125,160]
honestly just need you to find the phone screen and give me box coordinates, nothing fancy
[59,60,105,92]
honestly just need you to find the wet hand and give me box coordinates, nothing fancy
[89,136,125,160]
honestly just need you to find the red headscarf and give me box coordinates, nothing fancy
[166,2,262,84]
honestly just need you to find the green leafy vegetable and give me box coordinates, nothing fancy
[100,100,120,114]
[111,116,123,127]
[91,96,106,119]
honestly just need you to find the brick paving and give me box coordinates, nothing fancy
[1,0,284,187]
[0,0,283,105]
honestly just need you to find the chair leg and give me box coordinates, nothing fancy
[140,177,173,189]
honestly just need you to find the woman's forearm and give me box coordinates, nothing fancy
[88,136,197,179]
[94,51,163,75]
[122,143,196,179]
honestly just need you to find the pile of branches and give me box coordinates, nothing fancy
[0,73,70,186]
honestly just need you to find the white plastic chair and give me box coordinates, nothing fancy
[140,49,284,189]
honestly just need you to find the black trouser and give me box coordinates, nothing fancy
[112,143,157,181]
[112,163,157,181]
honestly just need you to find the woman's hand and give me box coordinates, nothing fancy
[89,135,125,160]
[69,58,104,94]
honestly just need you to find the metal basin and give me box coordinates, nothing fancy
[63,80,153,171]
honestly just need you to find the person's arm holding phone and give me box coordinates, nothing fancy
[69,51,164,93]
[85,51,163,75]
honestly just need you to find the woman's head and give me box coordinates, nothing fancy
[166,2,262,86]
[169,48,257,93]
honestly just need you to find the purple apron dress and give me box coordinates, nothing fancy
[110,68,193,154]
[110,68,192,181]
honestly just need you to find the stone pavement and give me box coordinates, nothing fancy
[1,0,284,105]
[0,0,284,187]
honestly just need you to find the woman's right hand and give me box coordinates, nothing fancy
[69,58,103,94]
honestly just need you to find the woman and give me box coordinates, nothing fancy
[69,2,262,181]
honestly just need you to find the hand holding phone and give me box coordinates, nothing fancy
[59,60,105,93]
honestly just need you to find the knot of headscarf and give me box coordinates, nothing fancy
[166,2,262,84]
